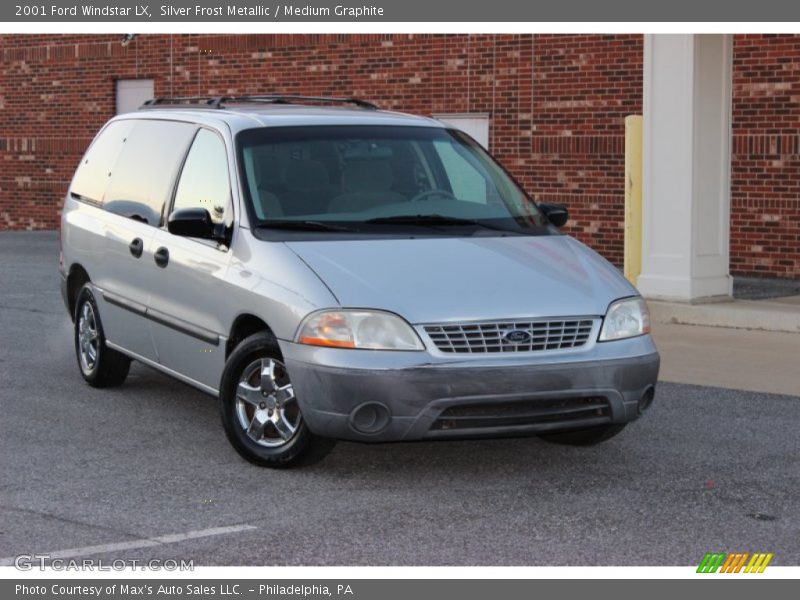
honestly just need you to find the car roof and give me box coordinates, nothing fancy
[115,102,446,134]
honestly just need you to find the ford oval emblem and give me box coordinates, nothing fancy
[503,329,531,344]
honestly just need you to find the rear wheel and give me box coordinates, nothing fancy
[73,284,130,387]
[219,332,335,468]
[539,423,626,446]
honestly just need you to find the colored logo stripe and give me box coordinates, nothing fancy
[720,553,749,573]
[697,553,726,573]
[697,552,773,573]
[745,553,773,573]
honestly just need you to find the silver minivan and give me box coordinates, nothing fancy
[60,95,659,467]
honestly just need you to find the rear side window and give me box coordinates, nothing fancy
[71,120,135,204]
[172,129,231,225]
[103,120,197,226]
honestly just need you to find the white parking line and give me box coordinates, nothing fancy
[0,524,258,565]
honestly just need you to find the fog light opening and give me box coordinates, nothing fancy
[638,386,655,414]
[349,402,391,435]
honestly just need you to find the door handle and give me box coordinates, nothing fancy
[129,238,143,258]
[154,246,169,268]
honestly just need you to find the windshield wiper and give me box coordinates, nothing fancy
[257,220,352,232]
[364,214,519,233]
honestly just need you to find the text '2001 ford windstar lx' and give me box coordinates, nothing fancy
[60,95,659,467]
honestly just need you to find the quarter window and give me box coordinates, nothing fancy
[71,120,135,204]
[172,129,231,224]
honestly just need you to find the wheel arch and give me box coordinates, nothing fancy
[226,313,277,358]
[66,263,91,321]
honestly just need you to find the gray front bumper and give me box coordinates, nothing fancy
[280,335,660,442]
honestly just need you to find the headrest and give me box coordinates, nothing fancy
[284,159,329,191]
[249,146,283,188]
[342,160,393,194]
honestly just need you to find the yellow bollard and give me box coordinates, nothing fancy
[624,115,643,286]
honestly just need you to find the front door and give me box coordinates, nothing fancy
[146,128,234,392]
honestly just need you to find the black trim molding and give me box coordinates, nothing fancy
[147,307,220,346]
[101,290,220,346]
[102,290,147,317]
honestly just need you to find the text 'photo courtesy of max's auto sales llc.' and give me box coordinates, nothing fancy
[15,584,355,596]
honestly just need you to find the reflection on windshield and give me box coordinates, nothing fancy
[237,125,549,234]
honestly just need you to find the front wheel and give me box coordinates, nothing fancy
[219,332,336,468]
[538,423,627,446]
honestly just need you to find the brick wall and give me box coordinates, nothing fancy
[732,34,800,278]
[0,33,798,278]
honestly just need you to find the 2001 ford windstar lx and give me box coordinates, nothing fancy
[60,95,660,467]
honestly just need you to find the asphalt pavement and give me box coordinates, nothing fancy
[1,231,798,566]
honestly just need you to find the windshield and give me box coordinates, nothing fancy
[236,125,552,236]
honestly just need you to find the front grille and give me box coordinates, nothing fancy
[430,396,610,432]
[423,318,595,353]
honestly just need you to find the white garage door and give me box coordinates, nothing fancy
[116,79,154,114]
[432,113,490,149]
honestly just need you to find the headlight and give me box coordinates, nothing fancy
[599,297,651,341]
[296,310,424,351]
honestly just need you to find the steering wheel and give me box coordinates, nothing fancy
[410,189,457,203]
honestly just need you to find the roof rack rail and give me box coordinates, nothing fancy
[139,95,379,110]
[140,96,226,109]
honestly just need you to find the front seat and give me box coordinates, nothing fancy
[248,146,287,219]
[328,160,407,215]
[282,159,333,216]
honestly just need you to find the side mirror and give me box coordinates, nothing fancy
[539,203,569,228]
[168,207,216,239]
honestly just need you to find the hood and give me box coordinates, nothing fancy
[286,235,636,324]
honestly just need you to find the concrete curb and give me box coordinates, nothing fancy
[648,298,800,333]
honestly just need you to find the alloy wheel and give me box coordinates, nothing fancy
[235,358,301,447]
[77,301,99,374]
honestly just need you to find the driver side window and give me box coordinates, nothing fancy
[173,129,231,224]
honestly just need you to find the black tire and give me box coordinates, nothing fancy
[73,284,131,388]
[219,331,336,468]
[539,423,627,446]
